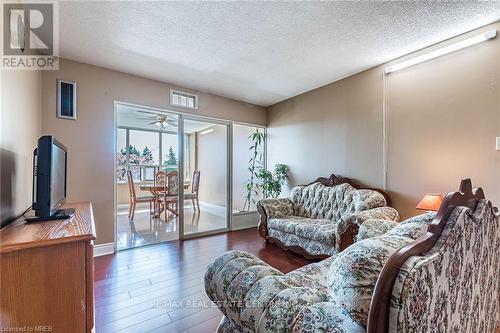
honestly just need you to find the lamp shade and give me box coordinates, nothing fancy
[416,194,443,211]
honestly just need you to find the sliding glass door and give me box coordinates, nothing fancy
[179,116,230,238]
[115,104,179,250]
[116,103,233,248]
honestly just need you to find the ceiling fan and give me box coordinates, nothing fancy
[136,111,178,131]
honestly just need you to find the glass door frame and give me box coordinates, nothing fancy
[114,101,235,249]
[178,114,232,240]
[114,102,181,251]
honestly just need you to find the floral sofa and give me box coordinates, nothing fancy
[205,179,500,333]
[257,181,399,258]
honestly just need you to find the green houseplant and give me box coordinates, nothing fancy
[242,129,265,211]
[242,129,288,211]
[257,164,288,198]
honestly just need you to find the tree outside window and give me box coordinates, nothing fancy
[163,146,178,172]
[116,129,178,183]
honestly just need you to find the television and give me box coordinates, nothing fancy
[28,136,74,221]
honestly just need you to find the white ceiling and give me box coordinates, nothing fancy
[117,104,213,134]
[60,2,500,107]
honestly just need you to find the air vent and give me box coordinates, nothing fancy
[170,89,198,109]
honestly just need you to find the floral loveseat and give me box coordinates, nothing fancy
[205,179,500,333]
[257,177,399,258]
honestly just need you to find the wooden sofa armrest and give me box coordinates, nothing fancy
[338,223,360,251]
[257,203,268,239]
[257,198,294,239]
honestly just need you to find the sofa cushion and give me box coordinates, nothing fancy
[287,255,336,289]
[292,301,365,333]
[259,198,294,219]
[268,217,338,243]
[291,183,358,221]
[327,236,414,328]
[327,212,435,328]
[268,229,339,256]
[356,212,435,242]
[352,189,387,211]
[385,212,436,240]
[290,182,387,222]
[356,219,399,241]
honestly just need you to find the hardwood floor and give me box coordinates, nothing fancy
[116,202,229,250]
[94,228,314,333]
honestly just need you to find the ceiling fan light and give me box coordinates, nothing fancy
[155,121,161,127]
[161,121,168,127]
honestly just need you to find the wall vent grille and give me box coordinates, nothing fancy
[170,89,198,109]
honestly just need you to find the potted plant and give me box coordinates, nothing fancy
[235,128,288,230]
[256,164,288,198]
[242,128,265,212]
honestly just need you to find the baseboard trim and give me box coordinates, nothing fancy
[232,211,259,231]
[94,242,115,257]
[231,224,258,231]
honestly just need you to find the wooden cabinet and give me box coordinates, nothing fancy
[0,202,96,333]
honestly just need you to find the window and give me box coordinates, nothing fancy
[57,80,77,120]
[170,89,198,109]
[116,128,127,166]
[129,130,160,165]
[161,132,178,172]
[116,128,179,183]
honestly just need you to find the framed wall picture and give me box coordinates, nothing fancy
[57,79,77,120]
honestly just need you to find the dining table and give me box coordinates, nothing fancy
[140,182,191,217]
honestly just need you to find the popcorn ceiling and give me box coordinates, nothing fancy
[59,1,500,106]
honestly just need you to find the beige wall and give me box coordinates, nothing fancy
[267,66,384,189]
[1,70,42,225]
[196,125,227,206]
[267,22,500,219]
[386,23,500,218]
[41,58,266,244]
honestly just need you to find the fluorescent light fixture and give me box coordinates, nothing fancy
[200,128,214,135]
[385,29,496,74]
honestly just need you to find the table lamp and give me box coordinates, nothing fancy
[416,193,443,212]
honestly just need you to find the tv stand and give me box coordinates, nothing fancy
[25,208,76,222]
[0,202,96,332]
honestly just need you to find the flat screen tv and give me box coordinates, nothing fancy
[28,136,74,221]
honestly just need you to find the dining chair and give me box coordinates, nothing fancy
[154,170,166,186]
[184,170,200,212]
[127,170,155,220]
[152,171,167,215]
[157,170,179,220]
